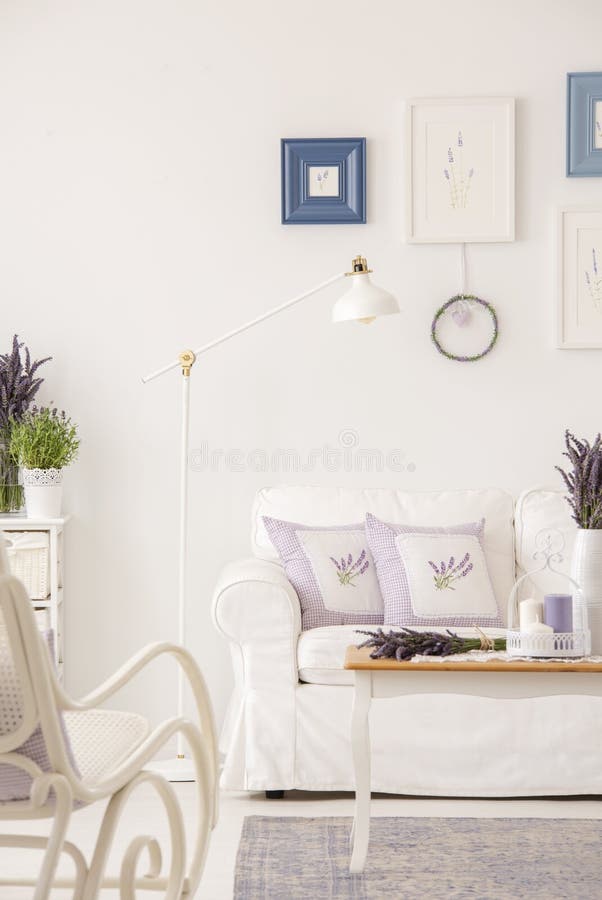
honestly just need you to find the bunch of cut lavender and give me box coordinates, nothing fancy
[556,431,602,529]
[0,335,51,511]
[356,628,506,661]
[0,335,51,430]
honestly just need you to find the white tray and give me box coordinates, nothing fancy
[506,629,590,659]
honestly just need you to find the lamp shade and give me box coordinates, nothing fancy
[332,267,399,325]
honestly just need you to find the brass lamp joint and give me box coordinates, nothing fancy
[345,255,373,277]
[179,350,196,377]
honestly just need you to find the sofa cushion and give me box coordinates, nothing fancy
[366,514,503,628]
[397,531,498,619]
[297,624,508,686]
[253,487,515,621]
[263,517,383,630]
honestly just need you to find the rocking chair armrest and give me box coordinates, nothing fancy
[70,643,190,706]
[58,642,218,775]
[62,642,218,826]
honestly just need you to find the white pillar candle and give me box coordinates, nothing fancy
[519,597,544,630]
[521,614,554,656]
[523,619,554,635]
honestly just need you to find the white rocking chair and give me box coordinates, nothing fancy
[0,549,218,899]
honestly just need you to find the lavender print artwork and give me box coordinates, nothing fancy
[316,169,329,191]
[330,550,369,587]
[428,554,473,591]
[443,131,474,210]
[585,248,602,310]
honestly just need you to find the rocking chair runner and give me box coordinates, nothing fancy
[0,557,218,898]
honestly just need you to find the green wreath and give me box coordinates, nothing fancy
[431,294,498,362]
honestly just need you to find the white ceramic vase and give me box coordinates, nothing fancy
[571,528,602,655]
[22,467,63,518]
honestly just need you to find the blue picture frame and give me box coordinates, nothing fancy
[567,72,602,177]
[281,138,366,224]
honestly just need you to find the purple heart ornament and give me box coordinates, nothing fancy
[451,303,470,327]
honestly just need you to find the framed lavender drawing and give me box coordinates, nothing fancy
[558,208,602,349]
[281,138,366,224]
[405,98,515,243]
[567,73,602,177]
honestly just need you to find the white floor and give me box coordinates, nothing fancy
[2,788,602,898]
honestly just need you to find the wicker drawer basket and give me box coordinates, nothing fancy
[4,531,50,600]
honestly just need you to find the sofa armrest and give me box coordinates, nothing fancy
[213,559,301,789]
[212,557,301,681]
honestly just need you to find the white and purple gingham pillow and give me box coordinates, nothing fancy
[365,513,503,627]
[262,516,383,631]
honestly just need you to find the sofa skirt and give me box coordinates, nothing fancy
[221,683,602,796]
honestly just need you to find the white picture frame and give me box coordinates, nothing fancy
[558,207,602,349]
[405,97,515,243]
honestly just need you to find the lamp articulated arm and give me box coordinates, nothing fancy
[141,254,397,383]
[142,270,346,384]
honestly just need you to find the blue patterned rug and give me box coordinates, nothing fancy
[234,815,602,899]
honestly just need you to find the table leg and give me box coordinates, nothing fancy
[350,670,371,874]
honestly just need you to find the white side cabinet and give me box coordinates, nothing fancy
[0,515,68,680]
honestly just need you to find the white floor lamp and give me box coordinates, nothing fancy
[142,256,398,781]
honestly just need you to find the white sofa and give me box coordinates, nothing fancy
[212,485,602,797]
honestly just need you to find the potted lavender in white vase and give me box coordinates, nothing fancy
[556,431,602,653]
[10,406,79,518]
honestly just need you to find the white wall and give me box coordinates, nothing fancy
[1,0,601,728]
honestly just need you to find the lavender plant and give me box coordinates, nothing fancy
[10,406,79,471]
[330,550,369,586]
[356,627,506,661]
[0,335,51,511]
[556,431,602,529]
[428,553,473,591]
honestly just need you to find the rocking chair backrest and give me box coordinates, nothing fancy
[0,537,39,754]
[0,555,79,801]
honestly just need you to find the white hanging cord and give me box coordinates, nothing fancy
[450,243,471,327]
[459,243,467,297]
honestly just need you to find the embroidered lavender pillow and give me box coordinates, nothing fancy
[365,513,502,627]
[262,517,383,630]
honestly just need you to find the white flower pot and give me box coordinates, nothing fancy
[571,528,602,654]
[22,467,63,519]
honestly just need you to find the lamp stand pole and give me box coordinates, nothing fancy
[146,350,197,781]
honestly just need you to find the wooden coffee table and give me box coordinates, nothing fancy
[344,645,602,873]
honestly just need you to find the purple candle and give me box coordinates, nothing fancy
[544,594,573,633]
